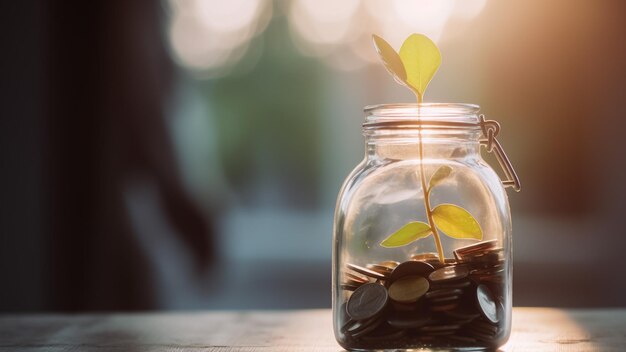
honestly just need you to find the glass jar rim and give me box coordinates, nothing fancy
[364,103,481,127]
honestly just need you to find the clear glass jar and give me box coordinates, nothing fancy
[332,103,520,351]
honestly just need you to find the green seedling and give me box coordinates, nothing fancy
[373,34,482,263]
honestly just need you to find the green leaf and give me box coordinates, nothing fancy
[429,166,453,190]
[372,35,409,87]
[380,221,432,248]
[432,204,482,240]
[399,34,442,102]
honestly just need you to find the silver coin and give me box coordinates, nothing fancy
[476,284,499,323]
[350,317,383,338]
[342,315,379,335]
[346,283,389,321]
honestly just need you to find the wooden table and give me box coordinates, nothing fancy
[0,308,624,351]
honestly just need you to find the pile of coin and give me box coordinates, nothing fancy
[338,240,507,349]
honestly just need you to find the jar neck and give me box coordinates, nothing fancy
[365,129,481,161]
[362,103,483,161]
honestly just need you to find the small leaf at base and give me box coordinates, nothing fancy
[380,221,432,248]
[429,166,453,190]
[432,204,482,240]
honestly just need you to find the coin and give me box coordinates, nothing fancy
[465,327,496,342]
[342,315,380,336]
[454,239,498,257]
[411,252,439,262]
[472,333,496,342]
[429,295,461,303]
[476,284,499,323]
[444,309,480,321]
[481,275,505,284]
[366,264,394,276]
[345,272,370,284]
[388,276,430,303]
[346,263,387,280]
[431,279,472,290]
[341,284,360,291]
[471,266,505,276]
[345,279,367,288]
[388,261,435,283]
[425,288,464,299]
[447,335,478,343]
[419,324,461,333]
[378,260,400,269]
[391,300,419,311]
[387,312,431,329]
[468,320,498,335]
[429,265,470,283]
[340,249,508,347]
[430,302,459,312]
[346,283,389,321]
[423,330,456,336]
[361,325,406,342]
[443,315,477,325]
[467,252,502,266]
[350,317,384,338]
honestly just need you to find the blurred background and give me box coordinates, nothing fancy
[1,0,625,312]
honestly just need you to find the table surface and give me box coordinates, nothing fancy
[0,308,624,351]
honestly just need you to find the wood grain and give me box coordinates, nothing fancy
[0,308,624,351]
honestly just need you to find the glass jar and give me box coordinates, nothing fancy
[332,103,520,351]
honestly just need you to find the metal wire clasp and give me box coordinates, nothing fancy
[479,114,521,192]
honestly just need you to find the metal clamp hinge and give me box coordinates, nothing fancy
[479,114,521,192]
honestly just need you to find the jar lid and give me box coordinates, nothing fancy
[363,103,480,127]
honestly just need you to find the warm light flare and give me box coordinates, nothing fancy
[452,0,487,20]
[166,0,488,76]
[296,0,360,23]
[289,1,354,46]
[195,0,262,32]
[166,0,270,76]
[287,0,488,72]
[392,0,455,42]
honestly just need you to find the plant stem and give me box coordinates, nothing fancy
[416,94,445,264]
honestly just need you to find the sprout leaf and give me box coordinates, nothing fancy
[372,34,409,87]
[432,204,482,240]
[380,221,432,248]
[399,34,442,102]
[429,166,453,190]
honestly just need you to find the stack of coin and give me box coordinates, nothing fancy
[454,240,506,301]
[338,240,507,349]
